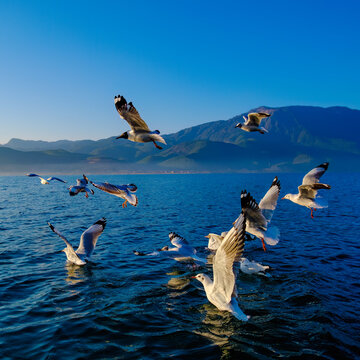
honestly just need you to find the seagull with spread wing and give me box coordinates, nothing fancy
[192,191,254,321]
[90,180,138,208]
[282,162,331,218]
[68,174,94,198]
[133,232,206,263]
[26,173,66,185]
[47,218,106,266]
[114,95,166,150]
[235,112,270,134]
[241,177,281,252]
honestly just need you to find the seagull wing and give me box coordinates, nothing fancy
[114,95,150,131]
[47,222,85,265]
[212,208,247,303]
[26,173,40,177]
[259,177,281,223]
[298,183,331,199]
[91,181,138,206]
[241,190,267,229]
[47,177,67,183]
[245,112,270,126]
[76,218,106,259]
[301,162,329,185]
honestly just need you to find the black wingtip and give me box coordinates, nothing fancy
[94,217,107,229]
[271,176,281,190]
[47,222,55,232]
[169,232,179,240]
[318,162,329,170]
[241,190,258,211]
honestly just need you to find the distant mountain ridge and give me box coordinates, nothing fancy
[1,105,360,174]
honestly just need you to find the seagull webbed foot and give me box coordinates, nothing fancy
[152,140,163,150]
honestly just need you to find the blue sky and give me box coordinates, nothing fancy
[0,0,359,144]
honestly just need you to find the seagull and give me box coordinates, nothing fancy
[205,232,228,251]
[68,174,94,198]
[192,191,255,321]
[90,181,138,207]
[240,177,281,252]
[114,95,166,150]
[133,232,206,263]
[235,112,271,134]
[282,162,331,218]
[47,218,106,266]
[240,257,270,276]
[26,173,66,184]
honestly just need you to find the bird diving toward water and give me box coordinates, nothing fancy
[282,162,331,218]
[240,177,281,252]
[192,191,254,321]
[68,174,94,198]
[26,173,66,185]
[47,218,106,266]
[114,95,166,150]
[90,180,138,208]
[235,112,271,134]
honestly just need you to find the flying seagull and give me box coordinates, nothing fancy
[192,191,254,321]
[240,257,270,277]
[282,162,331,218]
[90,180,138,207]
[47,218,106,266]
[114,95,166,150]
[241,177,281,251]
[235,112,270,134]
[26,173,66,185]
[133,232,206,263]
[68,174,94,198]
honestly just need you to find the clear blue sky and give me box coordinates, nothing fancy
[0,0,359,144]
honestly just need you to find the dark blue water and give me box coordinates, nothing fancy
[0,173,359,359]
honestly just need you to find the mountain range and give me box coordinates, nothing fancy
[1,105,359,174]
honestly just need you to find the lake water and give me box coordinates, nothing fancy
[0,173,359,359]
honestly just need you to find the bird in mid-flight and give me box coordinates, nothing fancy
[26,173,66,185]
[114,95,166,150]
[282,162,331,218]
[68,174,94,198]
[90,180,138,208]
[235,112,271,134]
[48,218,107,266]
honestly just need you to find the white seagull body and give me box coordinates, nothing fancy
[26,173,66,185]
[193,192,255,321]
[48,218,106,266]
[242,177,281,251]
[240,257,270,276]
[235,112,270,134]
[205,232,228,251]
[134,232,206,263]
[68,174,94,198]
[114,95,166,150]
[90,181,138,208]
[282,162,331,218]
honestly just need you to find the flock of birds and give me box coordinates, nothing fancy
[26,95,331,321]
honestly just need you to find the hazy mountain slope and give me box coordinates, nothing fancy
[2,105,360,173]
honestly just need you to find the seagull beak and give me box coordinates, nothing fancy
[204,235,210,238]
[190,276,196,279]
[281,197,285,200]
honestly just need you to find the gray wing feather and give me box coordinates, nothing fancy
[47,222,84,264]
[114,95,150,131]
[76,218,106,259]
[212,210,247,303]
[47,177,67,183]
[91,181,138,206]
[302,162,329,185]
[259,177,281,223]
